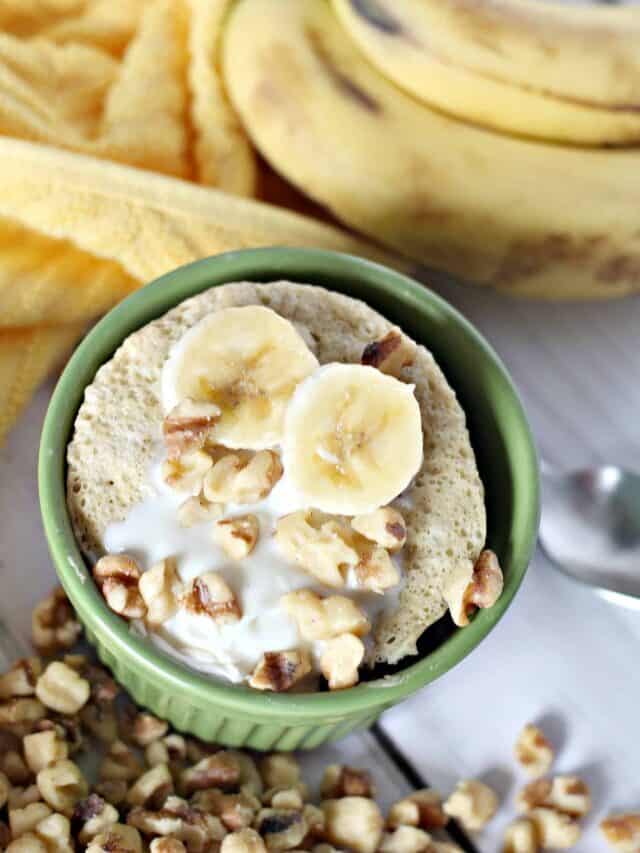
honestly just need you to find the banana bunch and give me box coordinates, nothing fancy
[222,0,640,300]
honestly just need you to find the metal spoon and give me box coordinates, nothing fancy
[539,460,640,609]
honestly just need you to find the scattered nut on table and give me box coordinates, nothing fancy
[443,779,499,831]
[601,813,640,851]
[515,724,555,779]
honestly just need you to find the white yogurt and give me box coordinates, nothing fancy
[104,455,401,684]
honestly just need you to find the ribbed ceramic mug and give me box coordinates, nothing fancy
[39,248,539,750]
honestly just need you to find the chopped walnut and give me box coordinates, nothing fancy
[361,329,416,376]
[529,807,580,849]
[32,811,73,853]
[321,765,373,799]
[502,818,538,853]
[444,550,504,627]
[351,508,407,551]
[8,801,52,839]
[322,797,384,853]
[180,752,240,795]
[354,544,400,594]
[87,824,143,853]
[443,780,499,831]
[259,755,301,791]
[601,813,640,851]
[254,807,308,850]
[177,493,225,527]
[8,785,41,811]
[379,825,433,853]
[93,779,129,807]
[1,748,31,785]
[162,449,213,495]
[37,759,88,815]
[267,788,304,810]
[127,795,225,851]
[132,712,169,747]
[150,839,187,853]
[203,450,282,504]
[387,789,447,830]
[222,828,267,853]
[23,730,68,773]
[249,650,312,692]
[139,559,182,627]
[0,696,45,727]
[515,724,554,779]
[320,634,364,690]
[100,740,144,783]
[193,789,260,830]
[183,572,241,624]
[126,763,173,809]
[93,554,146,620]
[31,589,81,655]
[213,514,260,559]
[0,658,42,700]
[281,589,370,642]
[35,662,90,715]
[275,512,358,587]
[163,399,221,458]
[517,776,591,819]
[74,794,120,843]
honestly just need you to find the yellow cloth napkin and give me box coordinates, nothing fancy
[0,0,405,445]
[0,139,402,444]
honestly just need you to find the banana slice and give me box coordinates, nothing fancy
[283,363,423,515]
[162,305,318,449]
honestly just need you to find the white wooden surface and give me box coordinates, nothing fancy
[2,279,640,851]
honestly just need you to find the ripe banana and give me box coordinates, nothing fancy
[223,0,640,300]
[335,0,640,109]
[162,306,319,449]
[282,363,423,515]
[333,0,640,146]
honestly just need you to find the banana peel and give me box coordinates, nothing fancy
[0,138,407,445]
[223,0,640,301]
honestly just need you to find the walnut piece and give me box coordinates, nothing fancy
[322,797,384,853]
[443,780,499,831]
[177,493,225,527]
[321,634,365,690]
[183,573,241,624]
[249,650,312,692]
[361,329,416,376]
[259,755,301,791]
[444,550,504,627]
[162,449,213,495]
[37,759,88,816]
[203,450,282,504]
[529,807,581,849]
[379,825,433,853]
[126,763,173,809]
[281,589,370,642]
[36,662,90,715]
[387,789,447,830]
[254,807,308,850]
[93,554,146,620]
[0,658,42,700]
[221,828,267,853]
[163,399,221,458]
[502,818,539,853]
[354,544,400,595]
[31,589,81,655]
[180,753,241,795]
[23,730,68,774]
[139,559,182,627]
[74,794,120,843]
[517,776,591,819]
[351,507,407,551]
[87,824,142,853]
[515,724,554,779]
[213,514,260,560]
[321,765,373,799]
[601,813,640,851]
[275,511,359,588]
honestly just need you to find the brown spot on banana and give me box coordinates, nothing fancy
[306,27,380,113]
[349,0,404,36]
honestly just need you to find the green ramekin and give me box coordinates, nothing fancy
[39,248,539,750]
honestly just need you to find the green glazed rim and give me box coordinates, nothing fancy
[39,248,540,723]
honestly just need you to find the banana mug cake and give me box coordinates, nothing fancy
[67,282,502,692]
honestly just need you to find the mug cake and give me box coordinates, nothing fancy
[66,281,501,693]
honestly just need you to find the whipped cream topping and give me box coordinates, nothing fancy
[104,456,402,684]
